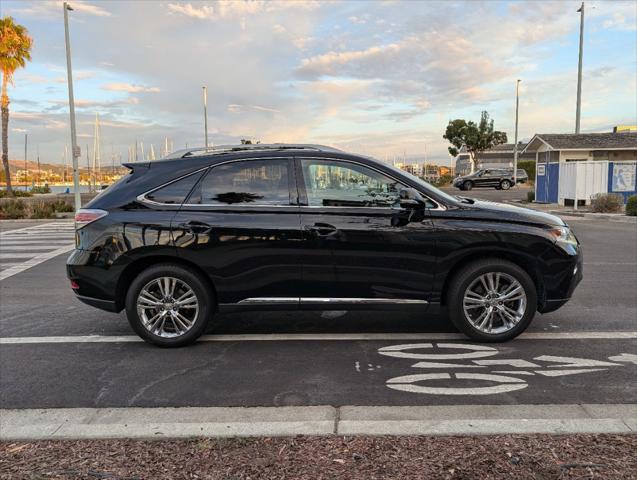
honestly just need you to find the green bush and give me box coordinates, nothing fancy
[52,200,74,212]
[517,160,536,182]
[0,199,27,219]
[626,195,637,216]
[590,193,623,213]
[432,174,454,187]
[30,185,51,194]
[0,189,32,198]
[29,201,56,219]
[526,190,535,203]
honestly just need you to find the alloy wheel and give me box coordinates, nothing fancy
[136,276,199,338]
[462,272,527,334]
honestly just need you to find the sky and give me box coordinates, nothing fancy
[1,0,636,167]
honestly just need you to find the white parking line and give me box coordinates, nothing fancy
[1,331,635,344]
[0,244,74,281]
[1,404,634,440]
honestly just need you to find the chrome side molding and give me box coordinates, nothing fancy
[238,297,299,305]
[237,297,427,305]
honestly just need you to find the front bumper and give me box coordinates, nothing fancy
[537,248,583,314]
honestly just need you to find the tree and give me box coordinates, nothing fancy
[443,111,507,173]
[1,17,32,195]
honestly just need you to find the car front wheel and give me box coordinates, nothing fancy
[447,259,537,342]
[125,263,212,347]
[500,180,512,190]
[463,180,473,191]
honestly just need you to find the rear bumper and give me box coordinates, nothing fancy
[74,294,119,312]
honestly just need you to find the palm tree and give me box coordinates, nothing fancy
[1,17,33,195]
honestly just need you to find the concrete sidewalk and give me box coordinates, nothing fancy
[2,404,635,440]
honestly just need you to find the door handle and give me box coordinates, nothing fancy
[178,221,212,234]
[304,222,339,237]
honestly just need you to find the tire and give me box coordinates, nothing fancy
[500,180,512,190]
[463,180,473,191]
[125,263,213,347]
[446,259,537,342]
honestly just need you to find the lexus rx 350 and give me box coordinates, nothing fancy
[67,144,582,347]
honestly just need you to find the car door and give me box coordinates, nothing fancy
[171,157,303,307]
[295,157,436,305]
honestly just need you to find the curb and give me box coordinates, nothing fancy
[1,404,635,440]
[0,218,74,224]
[547,211,637,224]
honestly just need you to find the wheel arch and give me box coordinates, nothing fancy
[115,255,217,312]
[439,250,545,309]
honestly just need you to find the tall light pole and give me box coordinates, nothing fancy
[63,2,81,212]
[513,79,521,187]
[575,2,585,133]
[202,86,209,150]
[24,133,28,191]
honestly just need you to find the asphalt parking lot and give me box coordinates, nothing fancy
[0,206,636,436]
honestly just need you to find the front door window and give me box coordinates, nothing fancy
[300,159,404,207]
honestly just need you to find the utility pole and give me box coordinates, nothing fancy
[37,145,40,187]
[513,79,521,187]
[63,2,81,211]
[202,86,209,150]
[575,2,584,133]
[24,133,27,190]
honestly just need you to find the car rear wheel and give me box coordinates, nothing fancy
[463,180,473,191]
[447,259,537,342]
[125,263,212,347]
[500,180,512,190]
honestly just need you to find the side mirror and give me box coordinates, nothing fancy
[399,188,426,208]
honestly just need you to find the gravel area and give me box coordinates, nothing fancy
[1,434,636,479]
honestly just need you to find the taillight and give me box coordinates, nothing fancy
[75,209,108,229]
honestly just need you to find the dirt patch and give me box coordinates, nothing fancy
[1,434,635,479]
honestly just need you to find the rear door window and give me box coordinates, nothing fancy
[192,159,291,205]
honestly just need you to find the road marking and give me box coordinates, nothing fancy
[1,404,634,440]
[0,222,75,281]
[0,245,60,251]
[0,244,74,281]
[1,331,635,344]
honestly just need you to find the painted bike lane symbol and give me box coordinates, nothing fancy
[376,343,636,396]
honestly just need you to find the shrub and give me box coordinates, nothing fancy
[29,201,56,219]
[517,160,536,182]
[626,195,637,216]
[432,174,454,187]
[0,199,27,219]
[526,190,535,203]
[590,193,623,213]
[30,185,51,194]
[52,200,74,213]
[0,189,32,198]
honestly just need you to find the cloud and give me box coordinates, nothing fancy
[101,83,160,93]
[166,0,319,20]
[166,3,215,20]
[227,104,281,114]
[6,0,111,18]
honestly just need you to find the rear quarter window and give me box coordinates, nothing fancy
[145,171,204,204]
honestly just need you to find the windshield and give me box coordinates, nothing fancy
[382,162,460,205]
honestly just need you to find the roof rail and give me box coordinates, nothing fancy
[161,143,342,160]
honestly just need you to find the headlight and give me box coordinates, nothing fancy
[549,226,579,252]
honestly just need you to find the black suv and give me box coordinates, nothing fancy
[67,145,581,346]
[453,168,528,190]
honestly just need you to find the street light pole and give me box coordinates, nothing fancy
[513,79,521,187]
[575,2,584,134]
[202,86,209,150]
[63,2,81,212]
[24,133,27,191]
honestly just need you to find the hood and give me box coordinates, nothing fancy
[460,200,565,227]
